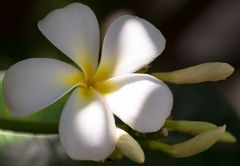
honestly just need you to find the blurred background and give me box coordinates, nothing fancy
[0,0,239,165]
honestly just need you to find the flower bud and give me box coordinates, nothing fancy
[115,128,145,163]
[152,62,234,84]
[164,120,236,143]
[147,125,226,158]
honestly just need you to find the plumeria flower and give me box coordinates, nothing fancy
[3,3,173,161]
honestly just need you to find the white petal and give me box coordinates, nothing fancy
[3,58,83,117]
[95,15,166,81]
[95,74,173,133]
[38,3,100,77]
[59,88,115,161]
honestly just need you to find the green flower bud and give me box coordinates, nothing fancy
[152,62,234,84]
[115,128,145,163]
[147,125,226,158]
[164,120,237,143]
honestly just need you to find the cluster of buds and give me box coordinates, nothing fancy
[110,62,236,163]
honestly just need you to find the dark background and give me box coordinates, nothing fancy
[0,0,239,165]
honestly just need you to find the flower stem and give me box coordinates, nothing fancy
[0,117,58,134]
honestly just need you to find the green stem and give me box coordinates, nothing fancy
[0,117,58,134]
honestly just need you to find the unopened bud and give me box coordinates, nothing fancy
[152,62,234,84]
[164,120,236,143]
[147,125,226,158]
[161,128,169,137]
[115,128,145,163]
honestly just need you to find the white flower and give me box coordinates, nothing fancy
[3,3,173,161]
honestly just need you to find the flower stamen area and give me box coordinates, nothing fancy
[75,74,116,95]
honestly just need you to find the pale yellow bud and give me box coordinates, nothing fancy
[147,125,226,158]
[161,128,169,136]
[115,128,145,163]
[152,62,234,84]
[164,120,237,143]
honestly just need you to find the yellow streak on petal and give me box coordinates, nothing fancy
[77,87,95,101]
[76,53,98,81]
[93,79,118,95]
[58,72,84,86]
[93,59,114,82]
